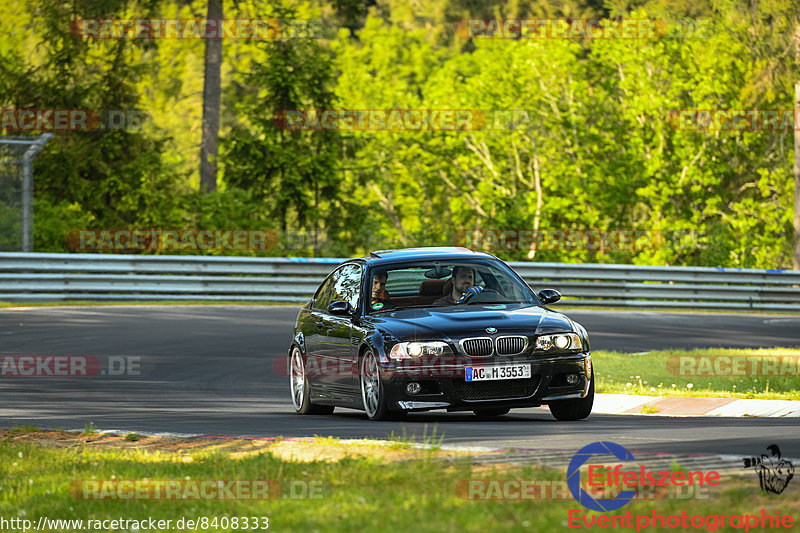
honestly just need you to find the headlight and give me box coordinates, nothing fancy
[535,333,583,352]
[390,341,452,359]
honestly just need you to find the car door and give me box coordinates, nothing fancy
[301,271,336,394]
[317,263,363,397]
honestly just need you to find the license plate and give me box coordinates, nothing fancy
[465,364,531,381]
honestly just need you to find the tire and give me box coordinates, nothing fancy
[548,373,594,421]
[290,347,334,415]
[473,408,510,418]
[360,349,394,421]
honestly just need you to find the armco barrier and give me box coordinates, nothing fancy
[0,252,799,311]
[0,253,339,303]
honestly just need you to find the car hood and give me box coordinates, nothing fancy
[368,303,576,342]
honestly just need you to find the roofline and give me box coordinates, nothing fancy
[342,247,498,267]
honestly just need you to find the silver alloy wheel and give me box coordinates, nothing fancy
[360,350,380,418]
[290,348,305,411]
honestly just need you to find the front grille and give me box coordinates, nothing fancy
[496,336,527,355]
[453,375,541,401]
[461,337,494,356]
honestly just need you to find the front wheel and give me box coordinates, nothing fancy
[290,347,334,415]
[360,349,394,421]
[548,374,594,421]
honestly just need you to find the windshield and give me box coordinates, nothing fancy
[367,260,537,313]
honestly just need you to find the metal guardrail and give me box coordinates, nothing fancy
[1,252,799,311]
[0,253,339,303]
[511,263,800,312]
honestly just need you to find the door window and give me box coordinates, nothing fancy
[329,264,362,310]
[313,273,336,310]
[314,264,362,311]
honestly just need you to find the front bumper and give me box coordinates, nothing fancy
[381,352,592,412]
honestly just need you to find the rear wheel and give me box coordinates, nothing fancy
[290,347,334,415]
[473,408,510,418]
[548,374,594,421]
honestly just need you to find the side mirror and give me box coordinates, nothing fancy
[538,289,561,305]
[327,301,353,315]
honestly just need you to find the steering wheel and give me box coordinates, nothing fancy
[458,286,500,304]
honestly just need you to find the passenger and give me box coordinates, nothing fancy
[371,270,395,309]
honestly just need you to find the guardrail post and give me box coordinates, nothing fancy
[20,133,54,252]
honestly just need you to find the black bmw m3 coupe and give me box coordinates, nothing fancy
[289,247,593,421]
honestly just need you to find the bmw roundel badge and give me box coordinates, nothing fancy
[486,327,497,334]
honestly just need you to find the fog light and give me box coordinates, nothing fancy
[406,382,422,395]
[565,373,579,385]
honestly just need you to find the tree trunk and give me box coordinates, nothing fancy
[527,139,543,260]
[199,0,223,193]
[794,81,800,269]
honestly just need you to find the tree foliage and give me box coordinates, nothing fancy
[0,0,796,267]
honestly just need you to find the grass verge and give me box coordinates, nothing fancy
[594,348,800,400]
[1,431,796,533]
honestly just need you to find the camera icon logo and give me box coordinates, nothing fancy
[742,444,795,495]
[567,441,637,512]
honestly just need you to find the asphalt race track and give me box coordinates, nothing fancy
[1,306,799,458]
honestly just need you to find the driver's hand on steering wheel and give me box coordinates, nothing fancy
[458,285,485,303]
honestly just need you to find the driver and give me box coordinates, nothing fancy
[433,265,479,306]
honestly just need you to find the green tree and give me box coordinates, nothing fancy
[222,7,341,253]
[0,0,188,252]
